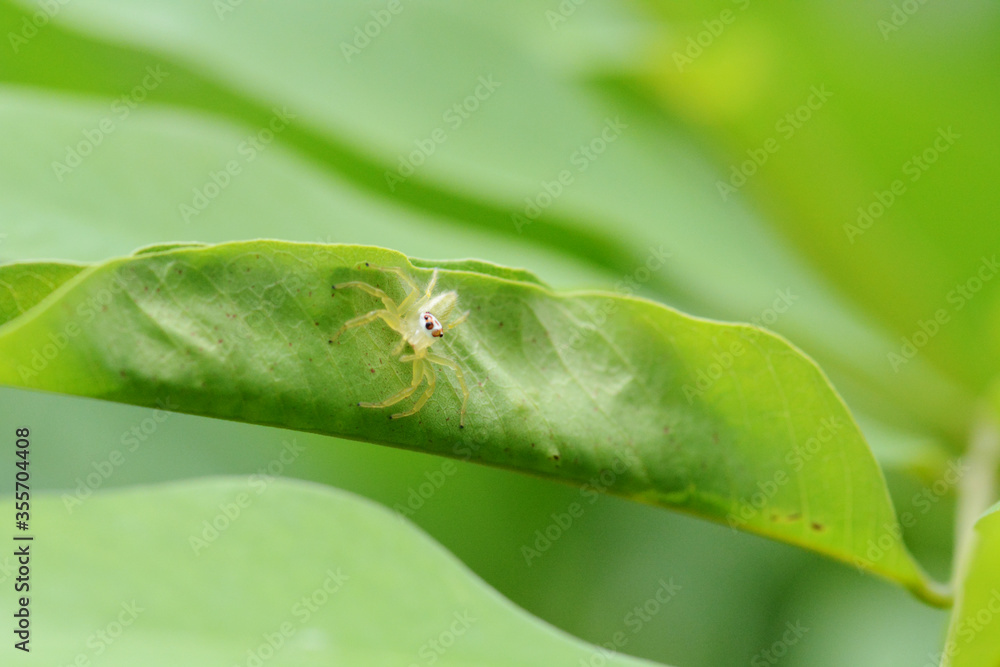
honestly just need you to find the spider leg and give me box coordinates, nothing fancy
[391,361,436,420]
[333,309,398,341]
[360,358,424,409]
[447,310,470,330]
[356,263,421,292]
[424,352,469,428]
[333,281,398,313]
[396,286,420,314]
[390,338,408,356]
[394,267,437,314]
[423,269,439,300]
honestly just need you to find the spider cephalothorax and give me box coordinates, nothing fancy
[333,263,470,426]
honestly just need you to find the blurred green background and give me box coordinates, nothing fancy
[2,0,997,664]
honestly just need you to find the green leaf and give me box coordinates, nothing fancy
[410,256,547,287]
[0,261,86,326]
[0,240,947,605]
[942,502,1000,666]
[2,477,667,666]
[133,242,209,256]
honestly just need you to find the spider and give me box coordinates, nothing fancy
[333,263,470,427]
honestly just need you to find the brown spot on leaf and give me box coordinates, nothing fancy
[811,522,825,532]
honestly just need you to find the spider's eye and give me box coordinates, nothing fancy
[423,312,444,337]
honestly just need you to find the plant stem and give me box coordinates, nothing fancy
[941,412,1000,667]
[951,407,1000,588]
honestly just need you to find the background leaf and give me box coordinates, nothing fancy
[942,502,1000,667]
[1,477,668,666]
[0,0,971,444]
[637,0,1000,395]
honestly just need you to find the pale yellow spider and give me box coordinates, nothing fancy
[333,263,470,427]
